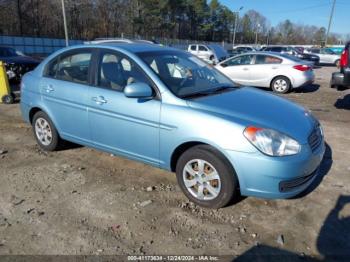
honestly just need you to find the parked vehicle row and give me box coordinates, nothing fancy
[261,46,320,65]
[20,43,325,208]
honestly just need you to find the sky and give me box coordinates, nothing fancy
[220,0,349,35]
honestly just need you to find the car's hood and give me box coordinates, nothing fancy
[187,87,317,144]
[1,56,40,65]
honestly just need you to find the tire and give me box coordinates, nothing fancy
[1,94,14,104]
[176,145,239,209]
[32,111,62,151]
[271,76,291,94]
[335,59,340,68]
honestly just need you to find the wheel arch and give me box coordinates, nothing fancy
[270,75,293,88]
[28,106,62,136]
[29,107,43,124]
[170,141,237,176]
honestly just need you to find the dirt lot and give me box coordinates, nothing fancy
[0,66,349,260]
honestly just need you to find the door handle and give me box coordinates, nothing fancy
[92,96,107,105]
[271,67,278,69]
[43,84,54,93]
[243,68,249,71]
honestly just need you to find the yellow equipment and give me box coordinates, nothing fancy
[0,61,14,104]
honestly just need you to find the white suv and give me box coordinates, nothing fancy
[188,44,228,64]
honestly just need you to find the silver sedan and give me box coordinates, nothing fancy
[305,48,340,66]
[216,52,315,93]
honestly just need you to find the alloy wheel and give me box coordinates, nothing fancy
[35,117,53,146]
[182,159,221,200]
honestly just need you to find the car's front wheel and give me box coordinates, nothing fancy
[32,111,62,151]
[271,76,291,94]
[176,145,239,209]
[335,59,340,67]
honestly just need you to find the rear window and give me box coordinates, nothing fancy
[255,55,282,64]
[45,51,92,85]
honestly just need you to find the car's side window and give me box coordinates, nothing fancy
[98,52,151,92]
[272,47,282,52]
[190,45,196,51]
[45,51,92,85]
[255,55,282,65]
[226,55,254,66]
[198,45,208,51]
[45,58,59,78]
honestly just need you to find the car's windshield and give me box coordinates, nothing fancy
[0,47,23,57]
[137,50,236,98]
[323,49,335,55]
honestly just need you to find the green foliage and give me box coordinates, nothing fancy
[0,0,343,45]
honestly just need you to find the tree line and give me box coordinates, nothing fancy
[0,0,346,46]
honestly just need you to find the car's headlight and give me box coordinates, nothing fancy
[244,127,301,156]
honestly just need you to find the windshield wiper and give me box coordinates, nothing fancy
[180,85,235,99]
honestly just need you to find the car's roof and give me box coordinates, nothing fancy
[231,51,284,57]
[85,42,175,53]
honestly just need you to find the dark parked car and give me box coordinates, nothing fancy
[262,46,320,65]
[0,46,40,84]
[228,46,256,57]
[330,42,350,89]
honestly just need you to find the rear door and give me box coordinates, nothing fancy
[217,54,254,85]
[40,48,93,143]
[197,45,210,60]
[248,54,283,87]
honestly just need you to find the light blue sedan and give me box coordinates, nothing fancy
[20,43,325,208]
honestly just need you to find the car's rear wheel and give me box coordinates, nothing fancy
[1,93,14,104]
[271,76,291,94]
[176,145,239,209]
[32,111,62,151]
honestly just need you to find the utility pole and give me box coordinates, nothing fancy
[266,29,270,46]
[255,24,260,45]
[61,0,69,47]
[232,6,243,48]
[325,0,336,47]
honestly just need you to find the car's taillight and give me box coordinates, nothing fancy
[340,49,349,68]
[293,65,311,71]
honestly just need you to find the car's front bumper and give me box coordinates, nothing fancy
[225,140,325,199]
[331,72,345,87]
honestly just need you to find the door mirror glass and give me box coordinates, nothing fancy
[124,82,153,98]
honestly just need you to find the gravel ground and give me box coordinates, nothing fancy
[0,66,349,260]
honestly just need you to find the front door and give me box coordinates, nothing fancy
[217,54,254,85]
[88,50,161,166]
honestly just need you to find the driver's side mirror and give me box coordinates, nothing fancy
[220,63,228,68]
[124,82,153,98]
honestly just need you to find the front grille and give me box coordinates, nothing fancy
[308,125,322,152]
[279,169,318,192]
